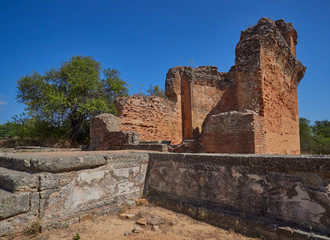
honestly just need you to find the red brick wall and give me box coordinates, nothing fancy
[115,96,182,145]
[100,18,305,155]
[231,18,305,154]
[191,70,233,139]
[260,47,301,154]
[170,66,236,140]
[200,110,265,153]
[114,66,235,145]
[181,73,193,140]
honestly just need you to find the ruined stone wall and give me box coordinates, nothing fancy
[234,18,305,154]
[1,152,329,239]
[200,110,265,153]
[260,20,305,154]
[190,67,234,139]
[145,153,330,239]
[112,66,232,145]
[115,96,182,145]
[91,17,305,155]
[200,18,305,154]
[89,114,140,151]
[0,153,149,237]
[166,66,234,140]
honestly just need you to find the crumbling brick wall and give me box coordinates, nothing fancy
[113,66,233,144]
[200,18,305,154]
[166,66,235,140]
[200,110,265,153]
[91,17,305,154]
[90,114,140,150]
[114,96,182,145]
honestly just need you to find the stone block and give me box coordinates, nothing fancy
[200,110,265,153]
[39,173,60,190]
[30,155,107,172]
[0,167,38,192]
[0,190,29,220]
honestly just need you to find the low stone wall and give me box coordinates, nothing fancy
[0,153,149,237]
[1,152,329,239]
[145,153,330,239]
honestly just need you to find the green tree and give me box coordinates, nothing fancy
[299,118,330,155]
[299,118,313,153]
[0,122,15,139]
[146,85,167,99]
[311,120,330,154]
[16,56,128,144]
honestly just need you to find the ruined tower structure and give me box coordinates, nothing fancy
[90,18,306,154]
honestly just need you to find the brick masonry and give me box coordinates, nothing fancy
[115,96,182,145]
[90,17,305,154]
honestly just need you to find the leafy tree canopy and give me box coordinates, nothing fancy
[299,118,330,154]
[0,122,15,140]
[15,56,128,143]
[146,85,167,99]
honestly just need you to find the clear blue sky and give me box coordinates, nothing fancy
[0,0,329,124]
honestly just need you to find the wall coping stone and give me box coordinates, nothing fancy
[148,153,330,175]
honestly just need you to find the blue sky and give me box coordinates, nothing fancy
[0,0,329,124]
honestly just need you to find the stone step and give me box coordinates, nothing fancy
[0,189,29,220]
[0,167,39,192]
[139,140,171,145]
[0,153,106,173]
[124,144,168,152]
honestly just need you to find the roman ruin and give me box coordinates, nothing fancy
[90,17,306,154]
[2,18,327,240]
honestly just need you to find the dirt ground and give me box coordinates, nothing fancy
[13,203,259,240]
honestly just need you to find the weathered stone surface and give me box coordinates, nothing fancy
[124,143,168,152]
[0,151,329,239]
[39,173,60,190]
[30,155,106,172]
[146,153,330,236]
[90,113,140,150]
[0,190,29,220]
[173,140,199,153]
[91,113,120,132]
[0,167,38,192]
[105,153,149,163]
[0,153,32,171]
[30,192,40,215]
[0,154,107,173]
[39,153,149,229]
[0,213,36,237]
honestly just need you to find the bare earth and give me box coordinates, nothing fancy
[13,204,259,240]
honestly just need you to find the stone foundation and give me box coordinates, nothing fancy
[145,153,330,239]
[0,152,148,237]
[0,152,329,239]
